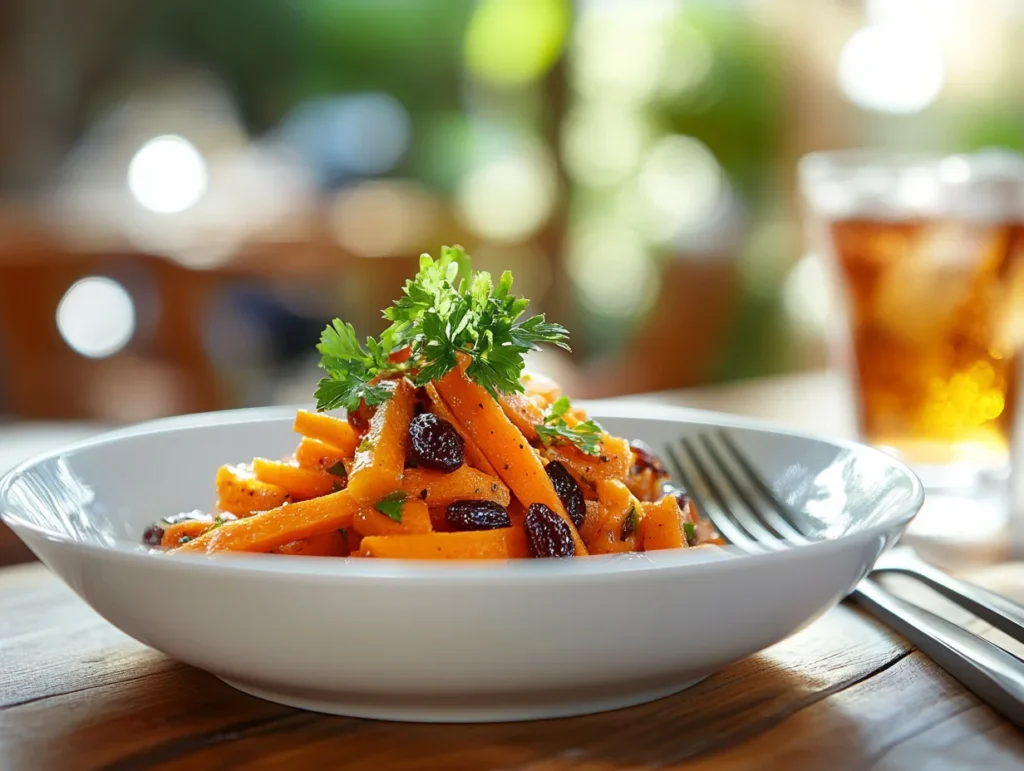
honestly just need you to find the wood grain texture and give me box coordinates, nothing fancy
[2,563,1023,771]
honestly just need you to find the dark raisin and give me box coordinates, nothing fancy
[142,525,164,547]
[630,440,667,476]
[408,413,464,472]
[446,500,511,531]
[545,461,585,528]
[524,503,575,558]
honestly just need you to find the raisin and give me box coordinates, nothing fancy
[524,504,575,558]
[408,413,464,472]
[142,525,165,547]
[630,440,667,476]
[545,461,585,528]
[446,500,511,531]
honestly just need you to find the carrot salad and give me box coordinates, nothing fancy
[143,246,714,559]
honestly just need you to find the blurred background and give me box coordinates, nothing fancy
[0,0,1021,423]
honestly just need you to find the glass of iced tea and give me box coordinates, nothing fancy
[800,150,1024,557]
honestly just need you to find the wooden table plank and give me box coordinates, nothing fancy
[3,563,1023,770]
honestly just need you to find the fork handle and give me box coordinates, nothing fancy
[872,553,1024,645]
[854,579,1024,729]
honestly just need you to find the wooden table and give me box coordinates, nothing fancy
[3,373,1024,770]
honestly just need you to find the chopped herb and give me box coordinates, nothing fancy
[179,535,192,544]
[357,436,374,454]
[375,491,407,522]
[326,461,347,478]
[535,395,604,456]
[620,505,639,541]
[314,246,569,411]
[683,521,697,546]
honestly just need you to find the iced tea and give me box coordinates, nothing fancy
[826,217,1024,466]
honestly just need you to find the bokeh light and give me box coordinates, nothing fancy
[567,221,657,318]
[783,253,832,334]
[464,0,569,87]
[633,135,725,242]
[280,93,411,180]
[837,26,944,114]
[127,135,208,214]
[562,105,646,187]
[456,150,556,241]
[330,181,440,258]
[56,277,136,358]
[571,2,675,103]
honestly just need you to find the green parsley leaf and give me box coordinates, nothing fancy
[375,491,407,522]
[315,245,570,410]
[535,396,604,456]
[326,461,347,479]
[315,320,394,412]
[683,521,697,546]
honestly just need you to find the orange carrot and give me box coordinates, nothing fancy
[216,464,289,516]
[584,479,643,555]
[275,530,350,557]
[294,437,349,473]
[544,435,632,489]
[358,527,530,560]
[175,489,360,554]
[346,379,416,504]
[400,466,511,508]
[253,458,338,500]
[425,382,497,475]
[353,499,432,537]
[639,496,686,551]
[497,391,543,442]
[293,410,359,457]
[161,519,216,548]
[435,361,588,555]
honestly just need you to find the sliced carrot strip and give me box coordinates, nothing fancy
[544,435,632,489]
[400,466,511,508]
[425,382,497,475]
[275,530,349,557]
[358,526,530,560]
[294,437,348,472]
[293,410,359,457]
[216,464,289,516]
[347,379,416,504]
[175,489,360,554]
[639,496,686,551]
[435,360,587,555]
[161,519,215,548]
[584,479,643,555]
[353,499,432,537]
[497,391,543,442]
[253,458,338,500]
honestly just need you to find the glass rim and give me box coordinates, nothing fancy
[799,148,1024,184]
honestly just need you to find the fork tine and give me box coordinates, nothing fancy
[665,440,763,553]
[689,435,788,551]
[716,430,810,543]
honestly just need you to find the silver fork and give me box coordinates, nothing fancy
[666,429,1024,730]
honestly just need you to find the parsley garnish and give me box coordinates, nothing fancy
[326,461,347,479]
[375,491,407,522]
[314,246,569,411]
[683,521,697,546]
[535,395,604,456]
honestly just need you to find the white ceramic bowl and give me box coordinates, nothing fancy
[0,403,922,722]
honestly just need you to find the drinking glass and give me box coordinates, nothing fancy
[800,150,1024,560]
